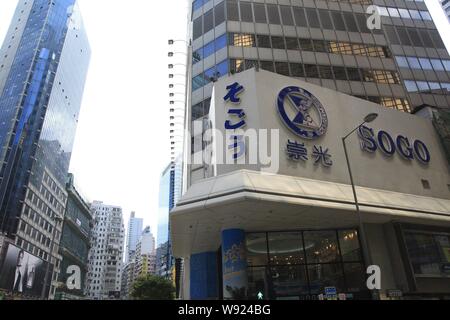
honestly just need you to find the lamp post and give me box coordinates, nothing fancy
[341,112,379,300]
[40,214,63,300]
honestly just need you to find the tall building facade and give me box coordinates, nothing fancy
[0,0,90,299]
[156,164,176,280]
[55,173,92,300]
[187,0,450,185]
[86,201,125,300]
[169,0,450,300]
[441,0,450,21]
[125,212,143,263]
[120,226,156,299]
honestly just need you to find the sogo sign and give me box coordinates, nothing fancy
[358,125,431,164]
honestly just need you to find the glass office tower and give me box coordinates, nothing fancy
[187,0,450,184]
[0,0,90,298]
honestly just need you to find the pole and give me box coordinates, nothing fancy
[342,137,379,300]
[41,217,59,300]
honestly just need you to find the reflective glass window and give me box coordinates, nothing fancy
[271,36,285,49]
[417,81,430,91]
[193,0,202,12]
[268,232,304,265]
[398,9,411,19]
[431,59,445,71]
[304,231,340,264]
[385,25,400,44]
[271,266,309,297]
[343,12,358,32]
[409,10,421,20]
[306,8,320,28]
[240,2,253,22]
[226,0,239,21]
[193,16,203,40]
[346,67,362,81]
[338,230,362,262]
[215,34,227,51]
[397,27,412,46]
[319,10,333,29]
[407,28,423,47]
[260,60,274,72]
[388,7,400,18]
[404,80,418,92]
[203,41,215,58]
[192,48,203,64]
[305,64,319,78]
[215,2,225,25]
[395,56,409,68]
[247,233,268,266]
[443,60,450,72]
[275,62,289,76]
[293,7,307,27]
[192,74,204,91]
[318,65,333,79]
[299,38,313,51]
[308,264,345,295]
[331,12,346,31]
[204,9,214,33]
[254,3,267,23]
[419,58,433,70]
[290,63,305,77]
[215,60,228,78]
[407,57,420,68]
[420,11,432,20]
[257,35,271,48]
[204,66,216,84]
[419,29,434,47]
[333,66,348,81]
[267,4,281,24]
[280,6,294,26]
[285,37,299,50]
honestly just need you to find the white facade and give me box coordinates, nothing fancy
[86,201,125,300]
[125,212,143,263]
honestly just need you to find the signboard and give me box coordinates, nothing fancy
[0,243,52,297]
[387,289,403,298]
[325,287,337,295]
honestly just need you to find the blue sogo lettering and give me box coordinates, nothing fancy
[377,130,396,156]
[358,125,430,164]
[396,135,414,160]
[414,140,431,164]
[357,126,377,153]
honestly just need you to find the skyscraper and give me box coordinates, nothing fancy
[0,0,90,299]
[86,201,125,300]
[156,164,175,280]
[125,212,143,263]
[187,0,450,185]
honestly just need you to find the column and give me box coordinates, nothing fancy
[221,229,248,300]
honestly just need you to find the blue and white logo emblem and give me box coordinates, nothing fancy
[277,86,328,139]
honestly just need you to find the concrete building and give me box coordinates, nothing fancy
[0,0,90,299]
[125,212,143,263]
[86,201,125,300]
[55,174,93,300]
[171,68,450,300]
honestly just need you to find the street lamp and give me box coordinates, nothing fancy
[41,214,63,300]
[341,112,378,300]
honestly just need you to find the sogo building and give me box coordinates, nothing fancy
[171,69,450,300]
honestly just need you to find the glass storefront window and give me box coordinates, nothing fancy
[246,229,364,299]
[338,230,362,262]
[247,233,268,266]
[268,232,305,265]
[308,263,345,295]
[304,231,340,264]
[270,266,308,298]
[404,231,450,276]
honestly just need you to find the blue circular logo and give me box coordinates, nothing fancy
[277,86,328,139]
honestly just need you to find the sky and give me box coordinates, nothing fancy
[0,0,448,239]
[0,0,189,238]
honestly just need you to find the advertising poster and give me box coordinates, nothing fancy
[0,243,52,297]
